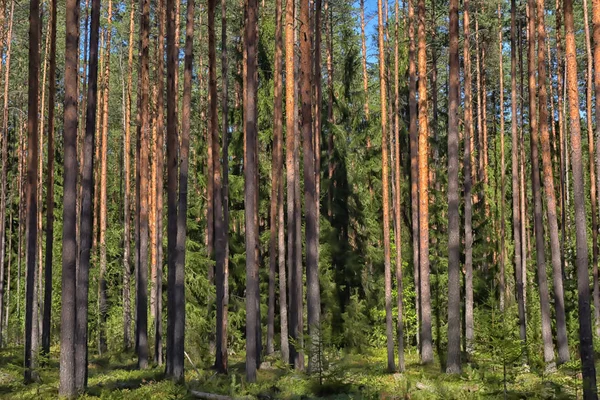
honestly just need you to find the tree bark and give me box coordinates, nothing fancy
[510,0,526,350]
[417,0,433,364]
[538,0,569,365]
[393,0,404,373]
[497,2,506,313]
[446,0,460,374]
[269,0,285,361]
[58,0,79,393]
[245,0,259,382]
[24,0,40,383]
[565,0,598,396]
[41,0,56,359]
[592,0,600,345]
[407,0,420,351]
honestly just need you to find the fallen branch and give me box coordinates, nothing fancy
[189,390,233,400]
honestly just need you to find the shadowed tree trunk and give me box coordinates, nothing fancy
[245,0,259,382]
[361,0,368,119]
[377,0,395,373]
[58,0,79,394]
[136,0,150,370]
[41,0,56,359]
[528,0,555,371]
[393,0,404,373]
[24,0,41,383]
[269,0,285,361]
[497,2,506,312]
[76,0,100,389]
[564,0,598,396]
[123,0,135,351]
[537,0,569,365]
[154,0,165,366]
[463,0,474,356]
[446,0,460,374]
[510,0,526,351]
[564,0,598,399]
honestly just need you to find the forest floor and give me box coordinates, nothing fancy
[0,346,587,399]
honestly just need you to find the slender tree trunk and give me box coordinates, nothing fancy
[245,0,259,382]
[166,0,178,377]
[393,0,404,373]
[527,0,555,370]
[209,0,226,373]
[446,0,460,374]
[538,0,569,365]
[123,0,135,352]
[592,0,600,343]
[583,0,600,341]
[154,0,165,366]
[497,2,506,312]
[565,0,598,396]
[463,0,474,356]
[0,0,13,349]
[301,0,320,373]
[136,0,151,370]
[510,0,526,350]
[24,0,41,383]
[326,0,334,219]
[41,0,55,359]
[268,0,285,360]
[556,0,567,282]
[417,0,432,364]
[98,0,112,356]
[407,0,420,351]
[76,0,99,389]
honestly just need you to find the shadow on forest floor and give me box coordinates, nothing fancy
[0,346,591,399]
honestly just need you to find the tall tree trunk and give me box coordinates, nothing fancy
[497,2,506,312]
[165,0,178,377]
[209,0,226,374]
[527,0,555,370]
[269,0,285,361]
[393,0,404,373]
[154,0,165,366]
[592,0,600,344]
[556,0,567,283]
[510,0,526,350]
[583,0,600,340]
[98,0,112,356]
[123,0,135,351]
[326,0,334,219]
[407,0,420,351]
[446,0,460,374]
[417,0,433,364]
[24,0,40,383]
[41,0,55,359]
[244,0,259,382]
[301,0,320,374]
[377,0,394,372]
[58,0,79,394]
[0,0,13,349]
[76,0,99,389]
[463,0,474,356]
[565,0,599,396]
[538,0,569,365]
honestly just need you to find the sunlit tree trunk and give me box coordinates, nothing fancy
[417,0,433,364]
[538,0,569,365]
